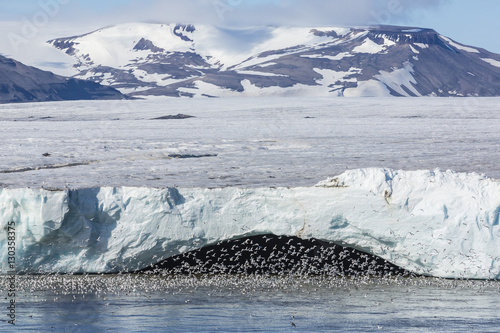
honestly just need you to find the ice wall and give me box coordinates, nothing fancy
[0,168,499,279]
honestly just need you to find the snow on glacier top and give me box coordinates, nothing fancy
[0,97,499,189]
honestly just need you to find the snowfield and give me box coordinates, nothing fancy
[0,98,499,278]
[1,98,499,188]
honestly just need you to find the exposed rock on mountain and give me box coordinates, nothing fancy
[48,23,500,97]
[0,54,126,104]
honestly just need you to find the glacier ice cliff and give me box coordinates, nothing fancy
[0,168,499,279]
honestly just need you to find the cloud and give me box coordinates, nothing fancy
[107,0,448,27]
[44,0,449,28]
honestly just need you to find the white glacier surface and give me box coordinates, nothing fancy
[0,98,499,279]
[0,168,499,279]
[1,98,499,189]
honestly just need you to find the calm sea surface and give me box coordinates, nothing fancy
[2,275,499,332]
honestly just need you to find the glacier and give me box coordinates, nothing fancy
[2,97,500,189]
[1,168,499,279]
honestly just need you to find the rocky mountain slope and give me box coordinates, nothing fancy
[0,54,125,104]
[48,23,500,98]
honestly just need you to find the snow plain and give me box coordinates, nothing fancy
[0,97,499,278]
[0,97,499,189]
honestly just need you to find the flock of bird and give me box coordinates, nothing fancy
[139,234,413,277]
[6,234,500,298]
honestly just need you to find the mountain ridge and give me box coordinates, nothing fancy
[47,23,500,98]
[0,54,126,104]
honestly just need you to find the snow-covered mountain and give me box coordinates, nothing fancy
[0,54,125,104]
[48,23,500,98]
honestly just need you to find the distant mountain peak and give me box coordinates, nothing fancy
[47,23,500,98]
[0,54,126,104]
[133,38,164,52]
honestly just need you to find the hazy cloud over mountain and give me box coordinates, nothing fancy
[76,0,449,27]
[0,0,446,28]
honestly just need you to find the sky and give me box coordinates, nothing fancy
[0,0,499,72]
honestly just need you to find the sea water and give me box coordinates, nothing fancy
[3,275,500,332]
